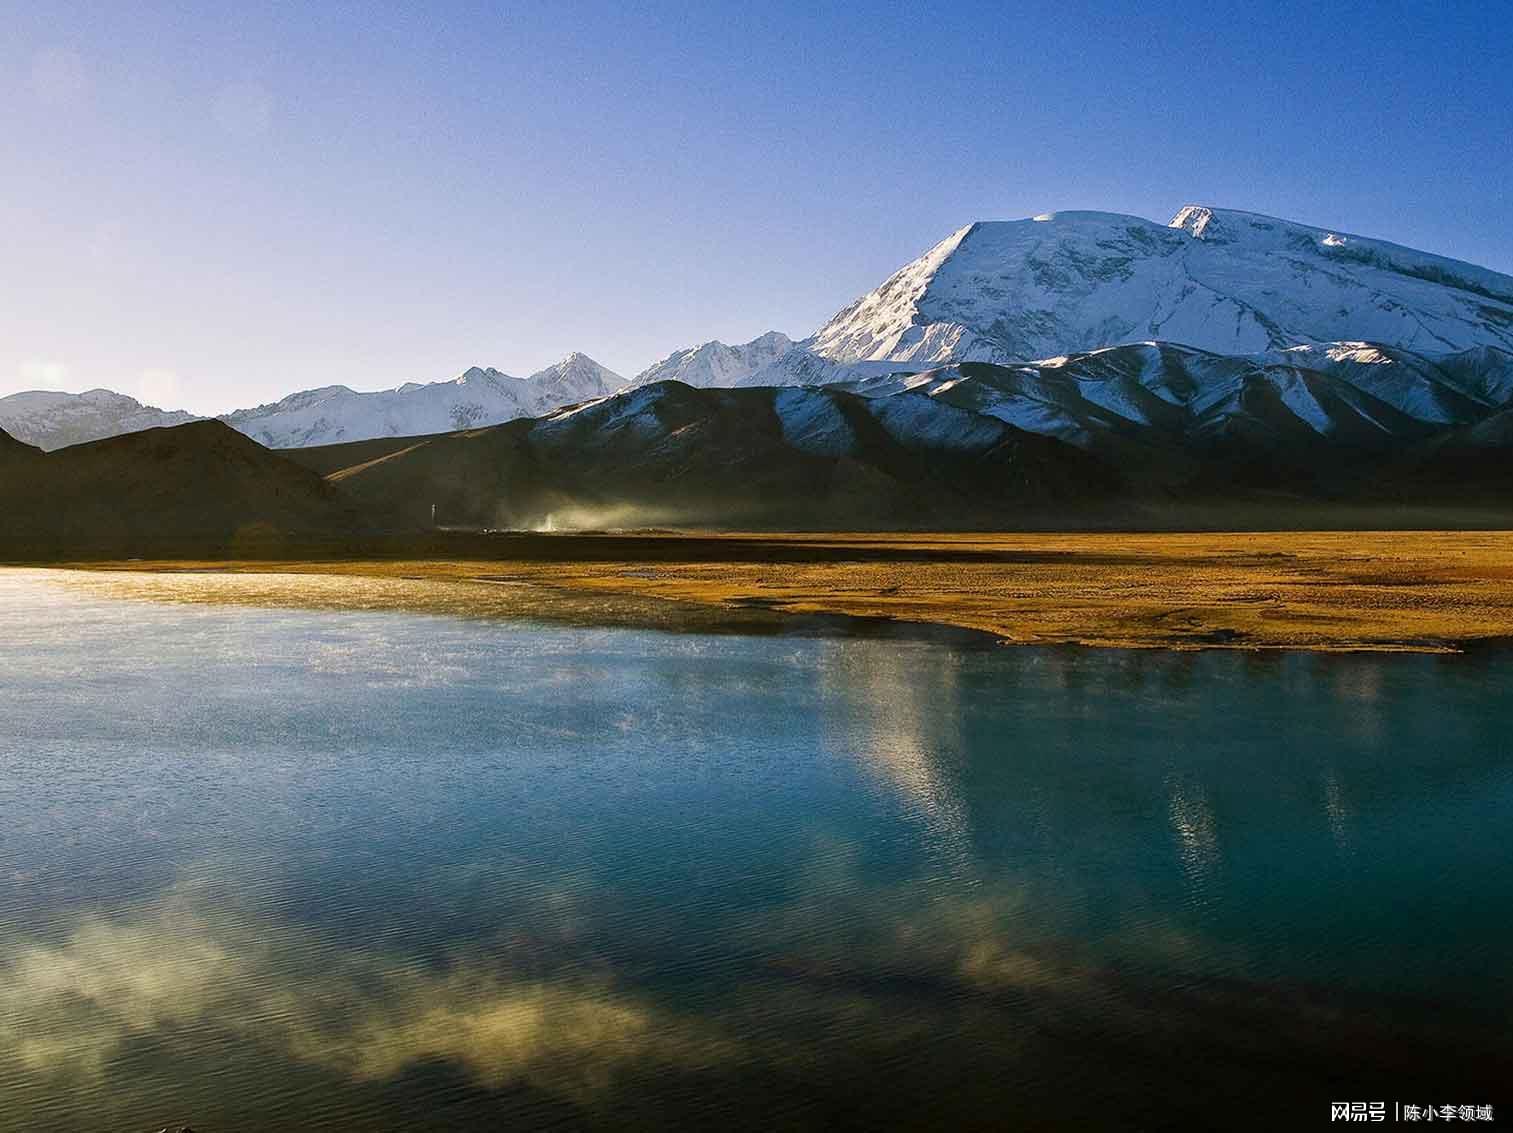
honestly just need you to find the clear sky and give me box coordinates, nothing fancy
[5,0,1511,414]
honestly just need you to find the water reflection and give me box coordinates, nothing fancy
[1167,777,1222,905]
[2,570,1512,1128]
[1329,656,1387,744]
[815,640,974,872]
[1323,770,1355,854]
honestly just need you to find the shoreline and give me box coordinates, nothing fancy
[21,529,1513,653]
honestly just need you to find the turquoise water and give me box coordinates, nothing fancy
[1,570,1509,1130]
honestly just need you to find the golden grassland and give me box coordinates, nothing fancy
[40,529,1513,652]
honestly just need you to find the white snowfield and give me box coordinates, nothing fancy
[6,204,1513,452]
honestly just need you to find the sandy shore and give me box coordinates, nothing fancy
[41,529,1513,652]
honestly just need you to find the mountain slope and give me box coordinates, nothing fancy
[525,352,625,405]
[290,381,1123,530]
[629,332,793,388]
[0,389,199,451]
[837,341,1513,498]
[0,420,366,554]
[0,423,43,464]
[747,206,1513,386]
[220,354,624,448]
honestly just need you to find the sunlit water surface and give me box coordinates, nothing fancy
[2,569,1509,1131]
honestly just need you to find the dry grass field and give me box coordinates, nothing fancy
[49,529,1513,652]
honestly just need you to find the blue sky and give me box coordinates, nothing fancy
[4,0,1511,413]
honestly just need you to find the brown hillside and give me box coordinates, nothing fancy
[0,420,373,557]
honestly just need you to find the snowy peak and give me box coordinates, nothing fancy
[772,205,1513,383]
[215,352,623,448]
[526,352,624,404]
[0,388,199,451]
[747,330,793,351]
[1169,206,1513,302]
[807,225,977,366]
[7,354,624,452]
[16,202,1513,456]
[628,331,794,389]
[455,365,521,386]
[1169,204,1218,239]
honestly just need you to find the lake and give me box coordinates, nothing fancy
[2,569,1509,1130]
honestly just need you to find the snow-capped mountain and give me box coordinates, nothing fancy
[744,206,1513,386]
[628,331,793,388]
[0,389,199,451]
[220,354,624,448]
[220,371,529,449]
[14,202,1513,466]
[526,352,626,406]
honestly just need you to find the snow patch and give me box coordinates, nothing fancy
[1325,343,1393,364]
[869,393,1004,452]
[774,388,855,456]
[1274,374,1334,434]
[1169,205,1217,239]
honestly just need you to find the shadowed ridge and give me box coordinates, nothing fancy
[291,379,1123,532]
[0,422,43,461]
[0,419,379,557]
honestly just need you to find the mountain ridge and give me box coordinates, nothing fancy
[274,345,1513,533]
[284,379,1123,531]
[0,419,366,553]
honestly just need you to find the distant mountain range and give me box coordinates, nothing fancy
[8,204,1513,454]
[627,331,794,389]
[7,340,1513,551]
[0,353,633,452]
[7,202,1513,545]
[0,388,197,450]
[219,352,627,449]
[0,340,804,452]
